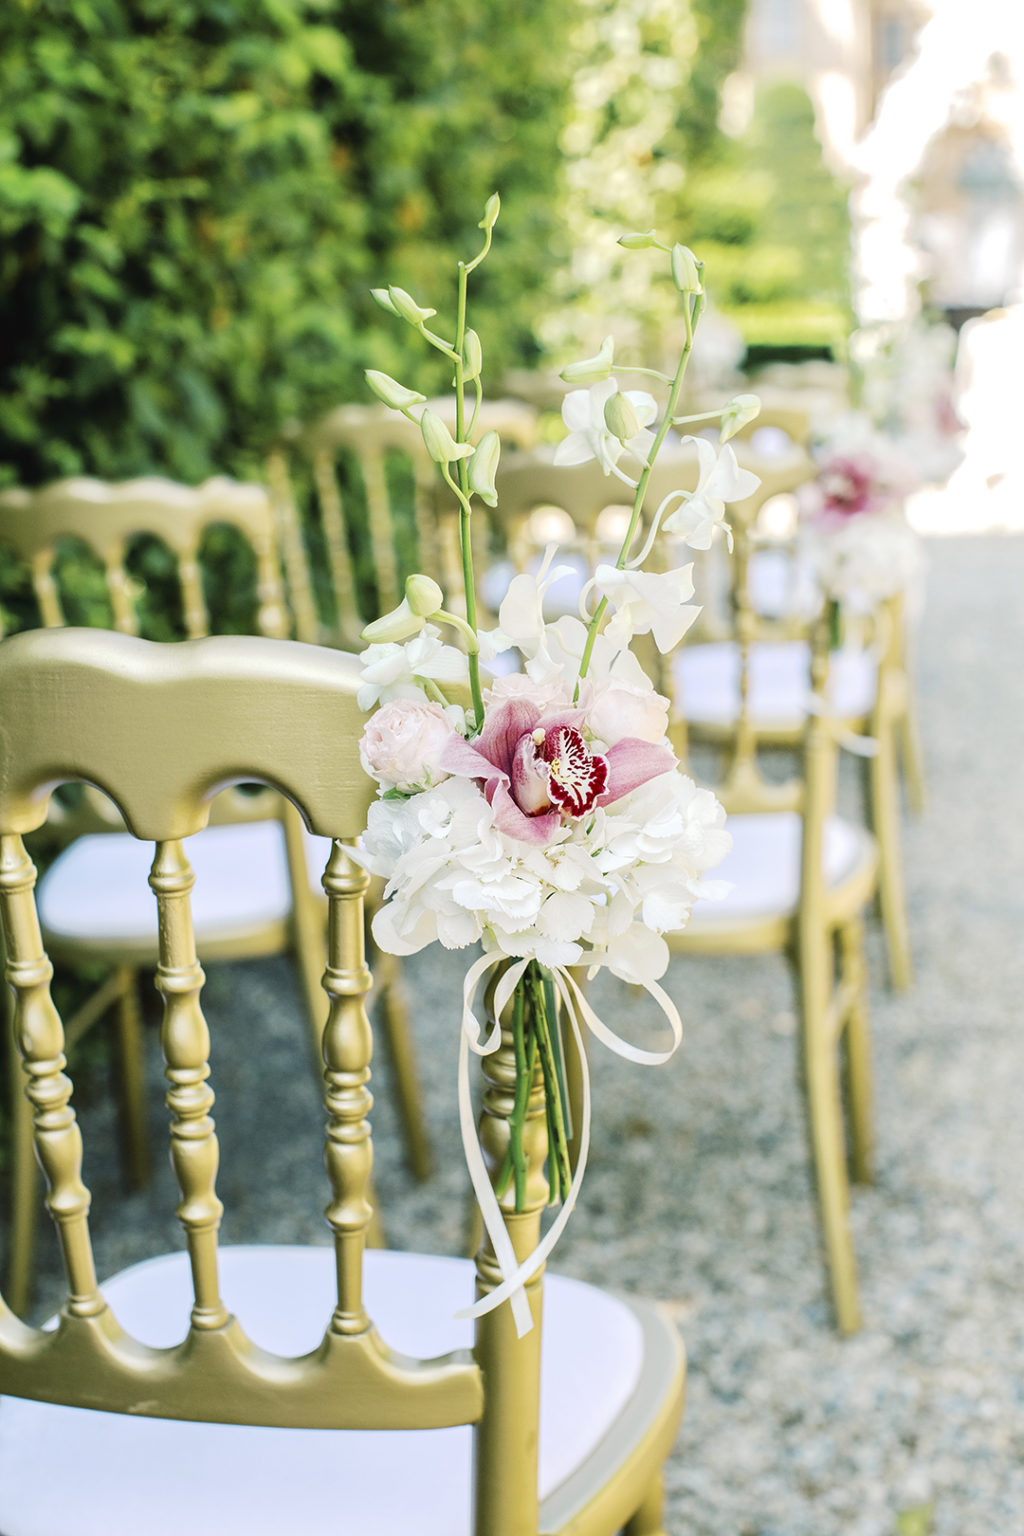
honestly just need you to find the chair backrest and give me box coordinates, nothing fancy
[0,477,291,643]
[0,628,545,1523]
[676,465,841,895]
[268,399,539,648]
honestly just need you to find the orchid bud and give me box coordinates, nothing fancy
[467,431,501,506]
[618,230,658,250]
[604,390,642,444]
[719,393,762,444]
[361,598,424,644]
[560,334,615,384]
[420,407,473,466]
[670,243,702,294]
[371,287,400,316]
[479,192,501,231]
[387,286,437,325]
[405,573,444,617]
[365,370,427,411]
[463,329,483,382]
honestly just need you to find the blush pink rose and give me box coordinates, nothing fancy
[581,677,670,747]
[360,698,455,792]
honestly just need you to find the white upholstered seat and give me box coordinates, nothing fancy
[686,812,874,929]
[0,1247,647,1536]
[673,639,877,731]
[38,823,332,952]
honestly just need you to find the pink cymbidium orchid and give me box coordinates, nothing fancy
[441,696,674,845]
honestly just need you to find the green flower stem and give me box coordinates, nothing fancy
[435,608,480,653]
[495,989,538,1204]
[612,365,675,384]
[528,963,572,1203]
[510,984,529,1207]
[671,407,727,426]
[575,287,705,691]
[828,597,843,651]
[418,324,460,362]
[453,256,485,734]
[417,676,450,706]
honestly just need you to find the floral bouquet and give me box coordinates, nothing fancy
[798,411,925,616]
[354,203,756,1331]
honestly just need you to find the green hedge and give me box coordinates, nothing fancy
[0,0,576,489]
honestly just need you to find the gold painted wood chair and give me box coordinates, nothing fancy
[266,396,540,646]
[669,503,879,1335]
[671,451,917,992]
[487,442,707,632]
[0,627,683,1536]
[0,477,430,1314]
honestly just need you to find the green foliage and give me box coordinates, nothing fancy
[680,82,853,356]
[0,0,576,489]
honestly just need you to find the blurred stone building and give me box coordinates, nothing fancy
[733,0,1024,324]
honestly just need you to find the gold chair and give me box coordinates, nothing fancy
[669,505,879,1336]
[0,626,683,1536]
[672,454,917,991]
[266,396,540,645]
[0,477,430,1313]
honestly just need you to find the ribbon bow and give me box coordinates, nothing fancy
[456,950,683,1337]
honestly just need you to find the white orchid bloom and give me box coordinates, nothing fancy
[357,624,469,710]
[478,551,576,674]
[554,377,657,479]
[593,564,700,654]
[661,437,761,549]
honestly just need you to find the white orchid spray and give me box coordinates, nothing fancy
[355,206,749,1334]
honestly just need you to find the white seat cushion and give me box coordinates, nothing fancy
[747,548,819,620]
[686,811,869,927]
[38,822,333,947]
[0,1246,645,1536]
[674,639,877,730]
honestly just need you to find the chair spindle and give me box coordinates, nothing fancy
[0,834,102,1317]
[149,838,227,1330]
[321,840,374,1337]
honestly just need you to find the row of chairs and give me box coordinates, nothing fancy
[0,393,925,1530]
[1,401,922,1329]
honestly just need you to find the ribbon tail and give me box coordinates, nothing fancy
[456,1021,534,1338]
[459,969,592,1329]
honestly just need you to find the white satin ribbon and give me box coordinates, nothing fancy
[454,950,683,1338]
[802,690,878,757]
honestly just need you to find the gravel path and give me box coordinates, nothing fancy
[8,533,1024,1536]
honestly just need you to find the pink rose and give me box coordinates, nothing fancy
[360,699,455,792]
[581,678,670,747]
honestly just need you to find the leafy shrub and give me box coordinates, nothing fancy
[0,0,576,489]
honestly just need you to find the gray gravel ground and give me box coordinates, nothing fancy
[7,534,1024,1536]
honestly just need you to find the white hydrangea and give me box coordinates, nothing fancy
[356,763,730,983]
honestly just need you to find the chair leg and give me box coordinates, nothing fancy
[114,967,150,1189]
[868,716,913,991]
[838,918,874,1186]
[793,936,862,1335]
[898,694,927,816]
[373,945,432,1182]
[5,1011,39,1316]
[624,1471,668,1536]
